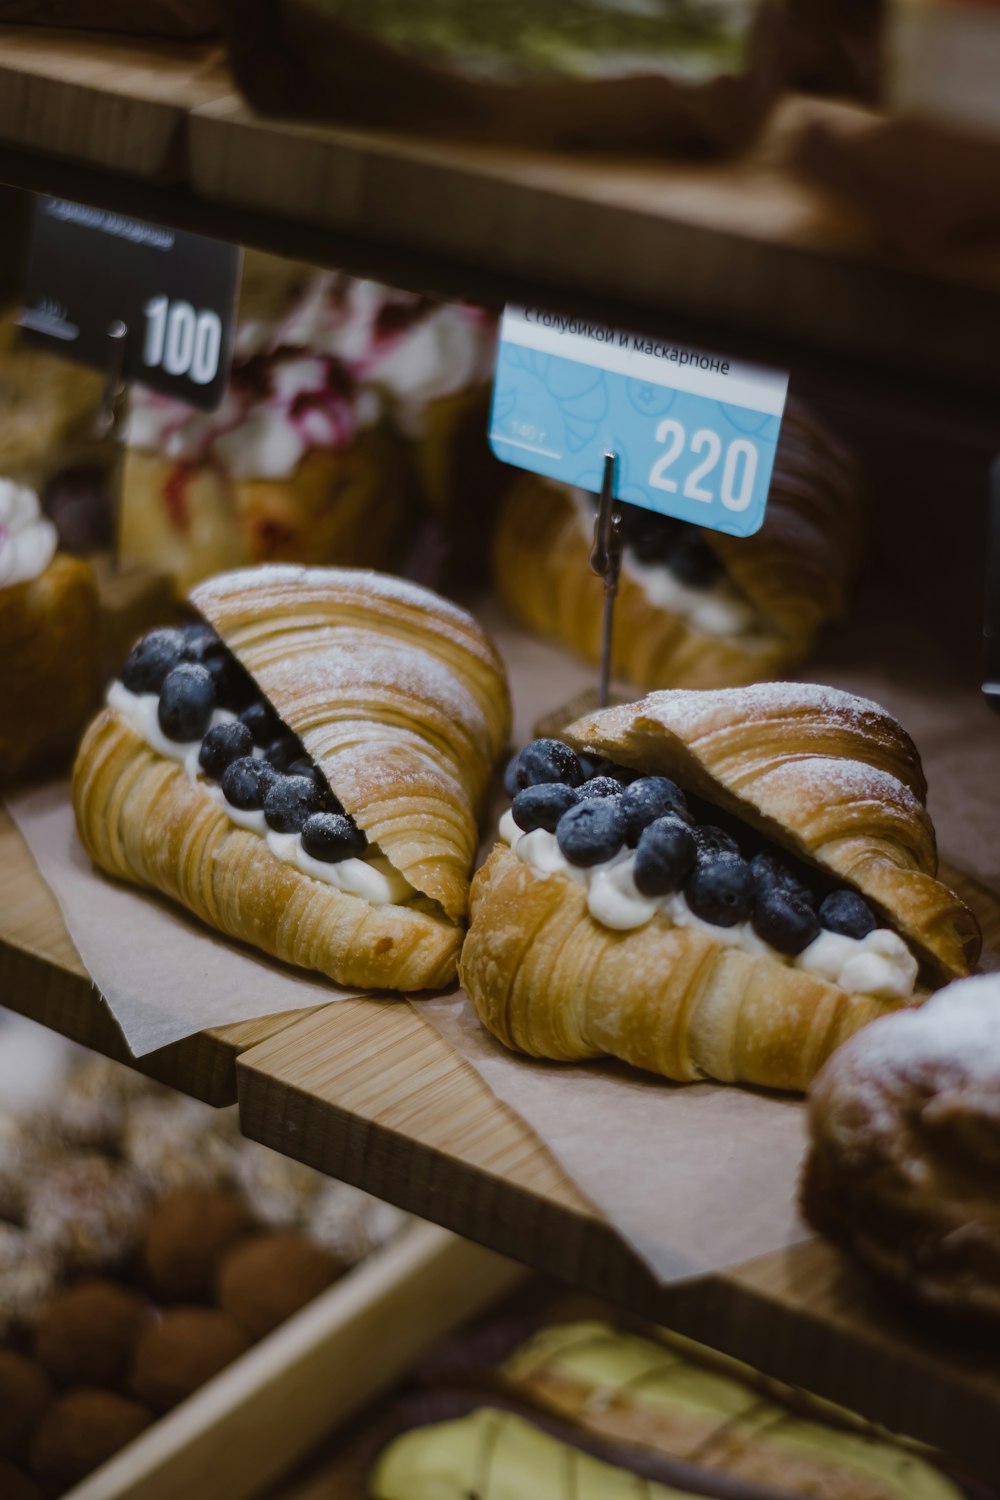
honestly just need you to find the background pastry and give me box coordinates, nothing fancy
[73,566,510,991]
[461,685,978,1091]
[0,478,100,782]
[492,401,861,690]
[121,257,499,592]
[803,972,1000,1327]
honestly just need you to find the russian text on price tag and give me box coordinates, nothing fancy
[19,197,241,413]
[488,305,788,537]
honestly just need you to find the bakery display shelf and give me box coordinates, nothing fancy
[0,25,230,180]
[234,861,1000,1483]
[0,808,318,1106]
[0,26,1000,396]
[63,1223,521,1500]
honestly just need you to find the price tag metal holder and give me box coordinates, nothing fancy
[94,319,130,574]
[983,455,1000,714]
[589,450,624,710]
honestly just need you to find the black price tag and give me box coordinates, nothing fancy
[20,197,242,413]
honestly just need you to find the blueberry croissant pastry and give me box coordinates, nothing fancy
[459,684,979,1092]
[492,403,861,691]
[73,565,511,992]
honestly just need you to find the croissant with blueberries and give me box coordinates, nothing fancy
[72,565,511,992]
[459,684,980,1092]
[492,402,862,691]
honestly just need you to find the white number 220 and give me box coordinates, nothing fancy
[143,296,222,386]
[648,417,758,512]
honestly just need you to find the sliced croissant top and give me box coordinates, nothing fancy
[190,565,511,921]
[564,683,980,982]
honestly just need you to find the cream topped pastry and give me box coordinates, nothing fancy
[570,487,758,640]
[109,623,414,908]
[499,737,919,1000]
[0,479,58,588]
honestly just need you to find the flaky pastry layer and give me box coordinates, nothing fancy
[565,685,979,981]
[460,847,908,1092]
[190,565,511,922]
[74,711,462,992]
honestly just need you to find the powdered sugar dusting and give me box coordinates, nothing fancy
[756,756,925,821]
[644,682,900,733]
[251,631,490,750]
[816,975,1000,1126]
[191,564,468,626]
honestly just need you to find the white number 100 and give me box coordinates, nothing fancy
[648,418,758,512]
[143,296,222,386]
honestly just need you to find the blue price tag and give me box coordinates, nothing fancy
[488,306,789,538]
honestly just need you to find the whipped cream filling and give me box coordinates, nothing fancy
[498,810,918,1000]
[108,681,413,907]
[568,488,758,639]
[0,480,58,588]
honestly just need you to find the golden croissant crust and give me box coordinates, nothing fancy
[73,565,510,991]
[564,684,979,981]
[460,845,907,1091]
[492,402,861,691]
[74,712,461,991]
[190,566,511,923]
[460,683,979,1091]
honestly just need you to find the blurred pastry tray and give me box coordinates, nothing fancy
[62,1222,521,1500]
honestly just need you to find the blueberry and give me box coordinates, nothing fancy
[512,783,579,834]
[752,886,820,956]
[515,739,584,789]
[633,816,696,897]
[122,628,190,695]
[693,825,740,861]
[666,532,722,589]
[577,775,624,801]
[503,752,521,799]
[577,754,602,782]
[239,700,281,747]
[301,812,368,863]
[157,663,215,742]
[177,623,220,660]
[556,798,626,867]
[592,759,642,786]
[750,850,813,907]
[819,889,878,940]
[198,721,253,780]
[221,755,276,811]
[685,852,754,928]
[266,734,305,773]
[264,774,328,834]
[204,651,256,712]
[620,776,692,844]
[288,757,319,782]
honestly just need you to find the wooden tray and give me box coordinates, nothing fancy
[61,1222,522,1500]
[0,26,229,179]
[232,861,1000,1484]
[188,92,1000,389]
[0,806,316,1106]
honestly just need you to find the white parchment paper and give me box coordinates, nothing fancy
[5,780,355,1057]
[416,987,810,1280]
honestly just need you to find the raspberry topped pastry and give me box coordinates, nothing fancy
[460,684,978,1091]
[73,566,510,992]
